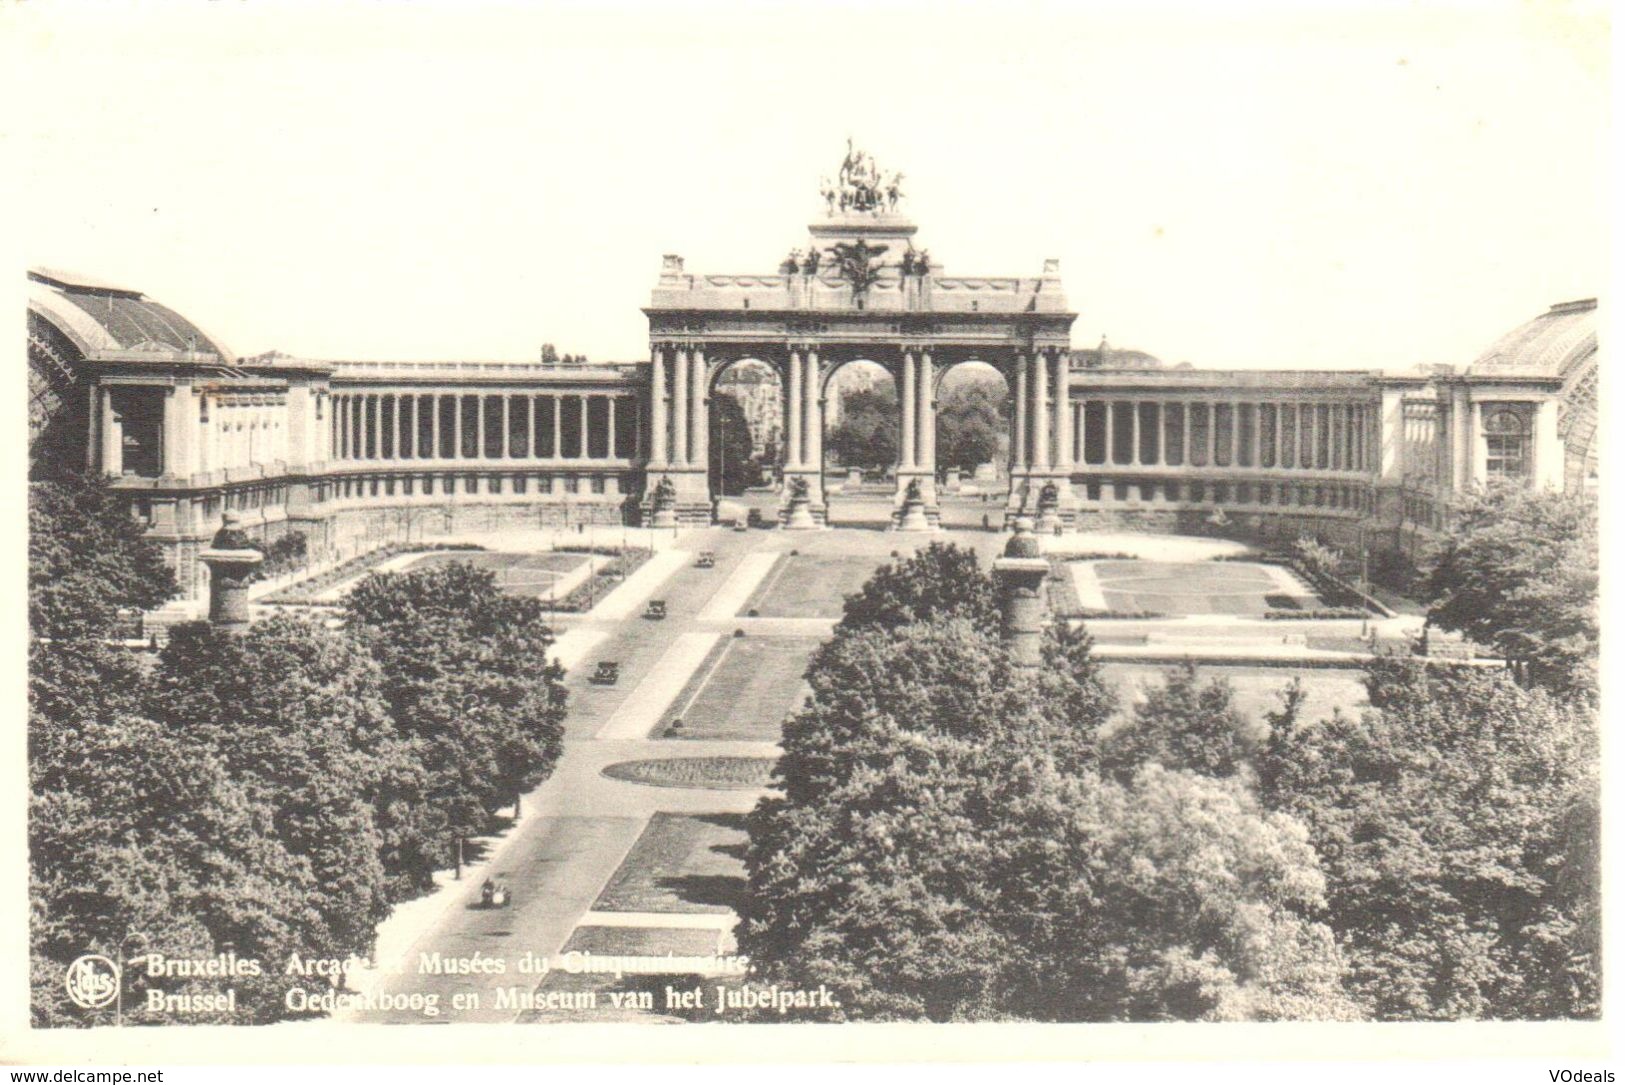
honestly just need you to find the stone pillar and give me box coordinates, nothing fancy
[916,349,933,476]
[992,517,1051,671]
[607,396,618,459]
[691,348,708,471]
[498,395,509,459]
[900,350,916,469]
[432,395,442,459]
[672,346,690,467]
[1012,356,1028,473]
[805,347,822,484]
[453,394,463,458]
[1103,399,1115,465]
[200,512,264,635]
[786,349,803,467]
[1533,398,1562,489]
[527,396,537,459]
[650,344,668,465]
[99,386,121,476]
[1130,399,1141,466]
[1052,349,1071,472]
[1206,402,1217,466]
[553,396,562,458]
[579,395,590,459]
[1181,402,1191,465]
[1030,352,1049,469]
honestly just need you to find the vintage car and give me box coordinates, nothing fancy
[589,661,620,685]
[695,551,716,568]
[643,599,668,620]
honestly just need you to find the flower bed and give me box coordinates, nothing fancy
[263,542,484,605]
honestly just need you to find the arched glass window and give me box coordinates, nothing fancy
[1483,408,1530,479]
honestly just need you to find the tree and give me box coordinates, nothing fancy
[834,541,997,635]
[1255,658,1599,1019]
[740,620,1348,1021]
[345,562,568,860]
[936,379,1004,472]
[29,692,315,1025]
[828,386,899,471]
[29,471,176,639]
[149,615,400,943]
[1099,662,1260,782]
[709,393,756,495]
[1426,485,1597,698]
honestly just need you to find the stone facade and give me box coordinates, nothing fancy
[27,204,1597,597]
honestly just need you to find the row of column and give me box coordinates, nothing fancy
[1064,399,1376,473]
[897,349,934,473]
[330,392,637,463]
[783,346,824,470]
[1009,348,1072,472]
[649,344,709,468]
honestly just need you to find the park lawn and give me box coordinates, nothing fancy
[1090,559,1320,616]
[592,813,748,916]
[399,550,591,598]
[1102,661,1367,733]
[667,636,819,742]
[743,553,883,618]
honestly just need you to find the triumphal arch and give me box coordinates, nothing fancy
[641,146,1078,527]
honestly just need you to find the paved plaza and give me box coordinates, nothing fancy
[330,521,1407,1024]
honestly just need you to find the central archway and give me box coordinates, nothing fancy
[931,359,1011,530]
[819,357,898,527]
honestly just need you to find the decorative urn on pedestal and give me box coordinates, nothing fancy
[991,516,1051,670]
[198,511,264,635]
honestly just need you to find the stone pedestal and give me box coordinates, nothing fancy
[890,470,941,530]
[784,495,818,530]
[992,517,1051,669]
[1005,472,1078,530]
[199,512,264,634]
[846,467,864,488]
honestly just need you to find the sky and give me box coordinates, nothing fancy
[2,0,1610,371]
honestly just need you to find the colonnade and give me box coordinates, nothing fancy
[1065,399,1378,474]
[329,391,639,464]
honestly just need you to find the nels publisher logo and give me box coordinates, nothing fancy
[65,953,120,1010]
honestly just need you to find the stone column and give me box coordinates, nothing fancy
[528,396,537,459]
[1180,402,1191,465]
[992,517,1051,670]
[453,394,463,458]
[498,395,510,459]
[1533,399,1562,489]
[1130,399,1141,466]
[431,395,442,459]
[916,349,933,476]
[1030,352,1049,470]
[900,350,916,469]
[607,396,618,459]
[553,396,563,458]
[1103,399,1115,465]
[200,512,264,635]
[650,344,668,465]
[805,347,822,482]
[672,346,690,467]
[1229,401,1241,467]
[786,349,803,467]
[1012,355,1027,474]
[100,387,121,476]
[1251,403,1263,468]
[579,395,590,459]
[1052,349,1071,472]
[1206,402,1217,465]
[691,348,708,472]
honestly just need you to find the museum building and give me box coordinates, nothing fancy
[27,193,1598,602]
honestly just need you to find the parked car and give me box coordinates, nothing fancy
[644,600,668,620]
[696,551,716,568]
[589,661,620,685]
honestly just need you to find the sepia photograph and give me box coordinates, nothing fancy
[3,0,1610,1072]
